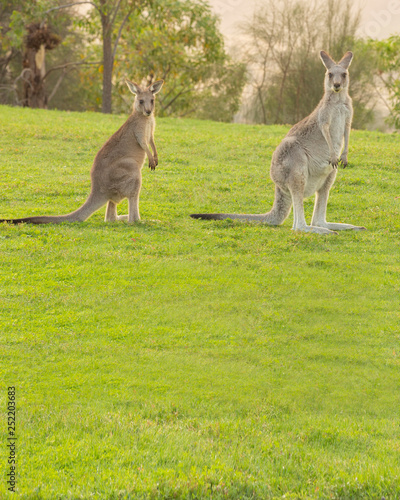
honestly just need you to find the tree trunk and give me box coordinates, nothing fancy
[23,44,48,109]
[22,23,61,109]
[101,16,113,114]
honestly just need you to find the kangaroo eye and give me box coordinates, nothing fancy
[151,99,154,104]
[328,73,333,78]
[342,73,347,78]
[139,100,144,104]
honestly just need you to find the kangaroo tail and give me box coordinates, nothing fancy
[190,213,268,221]
[0,192,107,225]
[191,186,292,225]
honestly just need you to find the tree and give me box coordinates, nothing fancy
[34,0,138,113]
[82,0,137,113]
[369,35,400,129]
[22,22,61,108]
[0,0,87,108]
[0,0,137,112]
[1,0,245,119]
[238,0,377,129]
[193,60,247,122]
[105,0,246,120]
[0,0,22,103]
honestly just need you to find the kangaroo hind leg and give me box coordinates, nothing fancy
[127,190,141,222]
[125,174,142,223]
[263,185,292,225]
[287,162,336,235]
[105,201,118,222]
[107,159,142,222]
[311,171,366,231]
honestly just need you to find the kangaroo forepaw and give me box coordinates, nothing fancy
[339,155,348,168]
[330,156,339,169]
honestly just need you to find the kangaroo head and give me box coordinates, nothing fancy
[126,79,164,116]
[320,51,353,94]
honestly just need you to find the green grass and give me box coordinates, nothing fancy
[0,104,399,499]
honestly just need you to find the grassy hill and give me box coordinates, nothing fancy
[0,104,399,499]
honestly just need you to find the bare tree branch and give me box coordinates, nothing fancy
[112,4,135,61]
[48,68,69,103]
[374,74,395,117]
[160,88,193,111]
[110,0,123,28]
[43,60,101,80]
[15,68,33,88]
[43,2,100,16]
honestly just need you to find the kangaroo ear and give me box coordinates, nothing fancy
[320,50,335,70]
[338,51,353,69]
[126,80,142,95]
[149,80,164,95]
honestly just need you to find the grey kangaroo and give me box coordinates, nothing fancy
[0,79,164,224]
[191,51,366,234]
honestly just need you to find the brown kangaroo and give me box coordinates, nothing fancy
[1,79,164,224]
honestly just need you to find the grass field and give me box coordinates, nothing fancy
[0,104,400,499]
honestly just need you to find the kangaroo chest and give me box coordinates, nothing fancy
[141,118,153,145]
[144,119,152,142]
[127,115,153,151]
[329,103,349,152]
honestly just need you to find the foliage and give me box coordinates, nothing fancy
[78,0,246,120]
[369,35,400,129]
[0,0,86,108]
[1,105,400,498]
[192,60,247,122]
[238,0,377,129]
[79,0,140,114]
[1,0,244,120]
[0,0,35,104]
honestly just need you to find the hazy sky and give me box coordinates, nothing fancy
[209,0,400,40]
